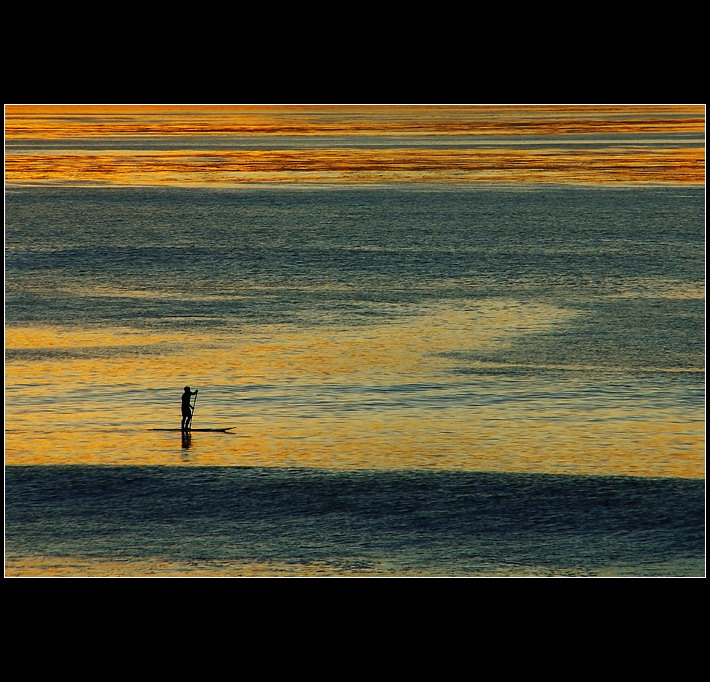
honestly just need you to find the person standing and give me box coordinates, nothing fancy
[181,386,198,431]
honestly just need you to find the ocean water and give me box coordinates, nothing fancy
[5,183,704,577]
[5,465,704,577]
[4,105,705,577]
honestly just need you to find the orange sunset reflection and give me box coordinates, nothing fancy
[5,104,704,187]
[4,146,705,186]
[5,104,705,138]
[4,299,704,478]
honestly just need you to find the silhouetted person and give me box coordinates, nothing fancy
[181,386,198,430]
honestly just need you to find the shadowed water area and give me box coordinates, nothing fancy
[5,466,704,577]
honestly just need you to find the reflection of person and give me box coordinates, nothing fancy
[181,386,198,431]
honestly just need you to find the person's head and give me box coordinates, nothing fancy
[184,386,190,392]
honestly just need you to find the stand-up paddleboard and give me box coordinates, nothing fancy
[151,427,236,433]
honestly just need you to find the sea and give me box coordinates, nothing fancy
[4,105,705,577]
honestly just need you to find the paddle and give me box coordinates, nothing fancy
[188,389,198,429]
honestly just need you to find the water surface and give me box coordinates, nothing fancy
[4,105,705,577]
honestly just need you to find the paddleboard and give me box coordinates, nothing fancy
[151,427,236,433]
